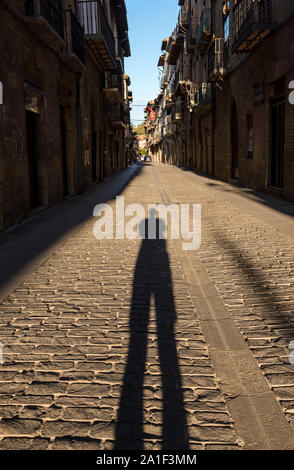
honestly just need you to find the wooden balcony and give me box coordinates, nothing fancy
[24,0,65,52]
[231,0,276,53]
[78,0,116,70]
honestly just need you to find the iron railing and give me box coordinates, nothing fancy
[115,38,123,59]
[186,14,198,51]
[173,71,179,93]
[69,10,85,64]
[207,39,224,81]
[78,0,116,64]
[174,101,182,121]
[195,83,212,110]
[178,6,189,27]
[111,104,126,123]
[25,0,64,39]
[232,0,273,50]
[105,72,124,96]
[223,38,231,71]
[196,8,211,50]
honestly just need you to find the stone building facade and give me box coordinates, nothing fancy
[0,0,132,232]
[146,0,294,201]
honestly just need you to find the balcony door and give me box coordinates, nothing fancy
[270,97,285,189]
[231,101,239,179]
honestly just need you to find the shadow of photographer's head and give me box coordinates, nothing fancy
[138,209,166,240]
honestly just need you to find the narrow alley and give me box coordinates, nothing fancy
[1,0,294,458]
[1,163,294,450]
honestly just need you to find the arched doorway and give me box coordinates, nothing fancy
[231,101,239,179]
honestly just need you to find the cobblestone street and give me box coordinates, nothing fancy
[1,163,294,450]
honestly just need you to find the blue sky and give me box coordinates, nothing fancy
[125,0,180,126]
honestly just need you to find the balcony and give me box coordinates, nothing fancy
[24,0,65,52]
[173,102,182,122]
[78,0,116,70]
[164,96,174,111]
[167,27,185,65]
[231,0,276,53]
[103,73,124,103]
[116,39,125,73]
[223,39,231,72]
[207,39,224,82]
[178,6,189,29]
[164,115,175,137]
[110,104,126,129]
[62,10,85,72]
[195,83,212,113]
[186,16,198,53]
[196,9,211,53]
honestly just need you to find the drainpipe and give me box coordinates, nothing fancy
[211,2,215,177]
[211,83,216,177]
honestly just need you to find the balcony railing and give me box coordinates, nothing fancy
[186,15,198,53]
[78,0,116,69]
[24,0,65,50]
[223,39,231,72]
[168,25,185,65]
[63,10,85,70]
[164,114,175,137]
[196,9,211,53]
[110,104,126,129]
[173,101,182,122]
[70,11,85,64]
[195,83,212,113]
[207,39,224,82]
[178,6,189,28]
[115,38,125,73]
[104,72,124,103]
[173,71,179,93]
[25,0,64,38]
[231,0,275,53]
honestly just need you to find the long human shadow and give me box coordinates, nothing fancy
[114,213,189,450]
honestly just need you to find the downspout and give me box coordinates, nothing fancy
[211,2,216,177]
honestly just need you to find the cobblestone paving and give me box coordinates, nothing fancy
[156,164,294,431]
[0,163,293,450]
